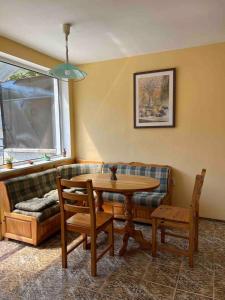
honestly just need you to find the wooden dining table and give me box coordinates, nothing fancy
[71,173,160,255]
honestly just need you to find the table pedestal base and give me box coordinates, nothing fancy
[116,222,151,256]
[115,193,151,255]
[96,190,151,256]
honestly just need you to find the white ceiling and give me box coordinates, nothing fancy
[0,0,225,64]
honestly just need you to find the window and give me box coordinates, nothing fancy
[0,58,69,167]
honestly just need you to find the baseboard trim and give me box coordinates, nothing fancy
[200,217,225,223]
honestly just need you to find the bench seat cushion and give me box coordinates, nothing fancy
[13,204,60,222]
[12,187,86,221]
[15,197,57,212]
[102,192,166,208]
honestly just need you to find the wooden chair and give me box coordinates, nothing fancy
[57,177,114,276]
[151,169,206,267]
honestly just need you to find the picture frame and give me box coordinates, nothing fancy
[134,68,176,128]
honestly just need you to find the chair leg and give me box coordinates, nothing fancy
[108,222,114,256]
[194,217,199,252]
[161,227,166,243]
[189,228,195,268]
[61,229,67,268]
[82,234,88,250]
[91,235,97,276]
[152,218,157,257]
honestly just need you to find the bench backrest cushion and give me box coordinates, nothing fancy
[102,163,170,193]
[4,168,58,210]
[57,163,102,180]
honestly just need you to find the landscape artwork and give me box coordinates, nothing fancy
[134,68,175,128]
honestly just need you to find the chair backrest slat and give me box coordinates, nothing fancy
[64,204,90,214]
[190,169,206,220]
[62,191,88,203]
[60,179,88,189]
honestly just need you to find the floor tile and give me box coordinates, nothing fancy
[177,268,213,297]
[0,270,37,293]
[214,288,225,300]
[174,290,213,299]
[214,265,225,292]
[0,288,24,300]
[146,251,183,268]
[100,273,141,300]
[199,220,215,232]
[198,237,215,253]
[182,252,214,272]
[144,263,179,287]
[134,281,174,300]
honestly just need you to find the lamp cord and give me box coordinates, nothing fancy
[63,23,71,64]
[65,33,69,64]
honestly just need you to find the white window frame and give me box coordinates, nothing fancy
[0,52,71,169]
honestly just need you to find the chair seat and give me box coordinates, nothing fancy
[66,212,113,233]
[151,205,190,223]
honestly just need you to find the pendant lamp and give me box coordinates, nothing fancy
[49,23,87,81]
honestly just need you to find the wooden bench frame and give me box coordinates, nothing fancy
[0,158,74,245]
[0,180,61,246]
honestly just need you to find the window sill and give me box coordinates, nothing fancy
[0,156,74,180]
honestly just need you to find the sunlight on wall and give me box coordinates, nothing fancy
[73,42,225,220]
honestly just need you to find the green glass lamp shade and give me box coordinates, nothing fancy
[49,63,87,81]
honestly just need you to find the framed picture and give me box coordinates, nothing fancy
[134,68,176,128]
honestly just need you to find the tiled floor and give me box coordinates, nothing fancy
[0,219,225,300]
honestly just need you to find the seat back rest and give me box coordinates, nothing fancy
[102,163,170,193]
[57,177,96,229]
[4,168,58,210]
[57,163,103,180]
[190,169,206,220]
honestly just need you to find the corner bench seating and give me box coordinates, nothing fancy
[0,161,172,245]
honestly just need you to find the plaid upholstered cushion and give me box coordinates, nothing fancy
[102,164,169,193]
[57,163,102,179]
[15,197,57,212]
[44,189,59,202]
[13,203,60,222]
[102,191,166,208]
[4,169,58,210]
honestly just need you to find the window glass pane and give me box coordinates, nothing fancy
[0,111,3,165]
[0,61,61,164]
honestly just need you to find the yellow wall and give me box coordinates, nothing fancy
[0,36,60,68]
[73,42,225,220]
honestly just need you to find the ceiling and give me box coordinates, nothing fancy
[0,0,225,64]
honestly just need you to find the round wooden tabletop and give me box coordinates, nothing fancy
[71,173,160,193]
